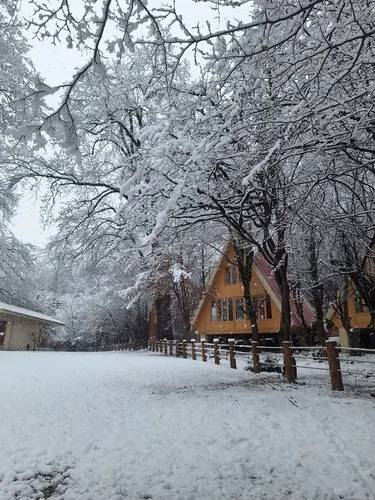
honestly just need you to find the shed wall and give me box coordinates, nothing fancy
[0,314,42,351]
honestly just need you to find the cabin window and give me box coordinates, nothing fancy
[217,300,222,321]
[259,297,265,320]
[253,294,272,320]
[232,266,238,284]
[225,268,231,285]
[211,301,217,322]
[266,294,272,319]
[354,291,366,313]
[223,299,228,321]
[235,299,244,320]
[225,265,239,285]
[211,299,234,322]
[228,298,233,321]
[0,320,6,346]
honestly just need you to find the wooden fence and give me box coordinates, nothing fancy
[148,338,375,392]
[102,343,138,351]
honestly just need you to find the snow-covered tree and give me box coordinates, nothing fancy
[9,0,375,346]
[0,2,48,309]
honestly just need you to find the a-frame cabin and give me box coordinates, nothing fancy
[192,241,315,344]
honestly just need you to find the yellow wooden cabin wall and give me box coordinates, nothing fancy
[329,285,372,348]
[193,245,281,338]
[330,290,371,331]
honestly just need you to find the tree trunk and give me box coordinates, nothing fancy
[275,262,291,342]
[243,277,259,342]
[155,293,173,340]
[233,242,259,342]
[314,298,325,346]
[173,275,192,337]
[332,278,352,345]
[307,230,326,345]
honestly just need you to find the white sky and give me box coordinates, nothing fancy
[12,0,250,246]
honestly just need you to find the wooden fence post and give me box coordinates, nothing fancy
[213,339,220,365]
[182,340,187,359]
[169,340,173,356]
[175,341,180,357]
[164,339,168,355]
[251,341,261,374]
[191,339,196,360]
[201,340,207,362]
[229,339,236,369]
[326,340,344,391]
[151,340,155,352]
[282,341,296,382]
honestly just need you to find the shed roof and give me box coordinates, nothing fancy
[0,301,65,326]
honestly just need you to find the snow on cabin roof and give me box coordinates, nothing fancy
[0,301,65,326]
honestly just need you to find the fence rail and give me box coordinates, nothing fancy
[148,338,375,392]
[103,343,139,351]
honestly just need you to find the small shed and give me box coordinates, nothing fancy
[0,301,64,351]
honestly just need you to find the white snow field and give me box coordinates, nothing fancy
[0,351,374,500]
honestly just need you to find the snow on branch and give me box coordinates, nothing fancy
[242,140,281,186]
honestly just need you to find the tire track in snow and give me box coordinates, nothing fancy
[260,376,300,408]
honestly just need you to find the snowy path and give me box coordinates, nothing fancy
[0,351,374,500]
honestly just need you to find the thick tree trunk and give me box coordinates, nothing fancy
[155,293,173,340]
[307,231,326,345]
[243,277,259,342]
[275,262,292,342]
[173,275,192,337]
[233,242,259,342]
[314,299,326,346]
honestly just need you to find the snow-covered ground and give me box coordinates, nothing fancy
[0,351,374,500]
